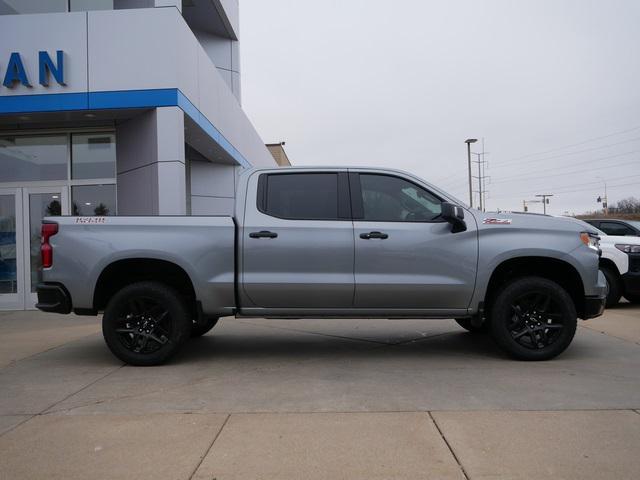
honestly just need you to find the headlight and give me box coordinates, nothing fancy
[580,232,600,251]
[615,244,640,254]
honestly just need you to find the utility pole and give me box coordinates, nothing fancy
[465,139,477,208]
[535,194,554,215]
[471,140,489,212]
[597,177,609,216]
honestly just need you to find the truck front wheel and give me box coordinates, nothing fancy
[102,281,191,366]
[490,277,577,361]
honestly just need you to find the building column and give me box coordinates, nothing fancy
[116,107,186,215]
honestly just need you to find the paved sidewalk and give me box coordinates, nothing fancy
[1,304,639,479]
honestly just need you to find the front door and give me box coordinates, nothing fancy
[241,170,354,310]
[350,172,478,312]
[0,187,67,310]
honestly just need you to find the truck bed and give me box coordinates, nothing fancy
[42,216,236,316]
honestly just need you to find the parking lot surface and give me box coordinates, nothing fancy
[1,304,639,479]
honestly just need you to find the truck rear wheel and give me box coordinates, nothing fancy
[490,277,577,361]
[102,281,191,366]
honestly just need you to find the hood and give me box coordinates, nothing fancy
[473,211,601,235]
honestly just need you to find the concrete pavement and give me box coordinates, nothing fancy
[1,304,639,479]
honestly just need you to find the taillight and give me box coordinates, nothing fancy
[41,222,58,268]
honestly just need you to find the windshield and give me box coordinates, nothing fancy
[627,220,640,230]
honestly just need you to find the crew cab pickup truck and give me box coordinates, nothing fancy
[36,167,606,365]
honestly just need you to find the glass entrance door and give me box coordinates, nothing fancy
[0,187,68,310]
[0,188,24,310]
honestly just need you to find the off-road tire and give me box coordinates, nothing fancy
[102,281,191,366]
[490,276,577,361]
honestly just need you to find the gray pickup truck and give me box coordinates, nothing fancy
[36,167,606,365]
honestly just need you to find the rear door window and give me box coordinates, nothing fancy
[259,173,341,220]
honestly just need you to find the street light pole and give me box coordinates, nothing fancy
[465,139,477,208]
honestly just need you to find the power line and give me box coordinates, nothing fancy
[490,179,640,200]
[491,136,640,168]
[492,160,638,185]
[490,156,640,185]
[492,125,640,165]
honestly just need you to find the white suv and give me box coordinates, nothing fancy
[564,218,640,307]
[598,232,640,306]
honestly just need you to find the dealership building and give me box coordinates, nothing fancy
[0,0,282,310]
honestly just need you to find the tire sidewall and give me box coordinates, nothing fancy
[490,277,577,361]
[600,267,622,308]
[102,281,191,366]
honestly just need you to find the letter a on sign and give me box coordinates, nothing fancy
[39,50,65,86]
[2,52,31,88]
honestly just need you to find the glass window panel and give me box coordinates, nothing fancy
[29,193,62,292]
[600,222,635,236]
[0,195,17,294]
[264,173,338,220]
[69,0,113,12]
[360,174,442,222]
[72,185,116,216]
[0,0,67,14]
[71,133,116,180]
[0,135,67,182]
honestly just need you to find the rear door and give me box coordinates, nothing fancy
[350,171,478,311]
[241,170,355,309]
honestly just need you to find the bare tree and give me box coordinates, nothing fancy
[615,197,640,214]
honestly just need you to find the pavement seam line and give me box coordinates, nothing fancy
[1,329,101,370]
[428,411,470,480]
[236,319,459,348]
[40,363,126,415]
[188,413,231,480]
[234,319,391,345]
[0,415,36,439]
[579,324,640,346]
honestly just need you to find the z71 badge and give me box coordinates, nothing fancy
[75,217,107,224]
[483,218,512,225]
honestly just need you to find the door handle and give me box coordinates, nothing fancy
[360,231,388,239]
[249,230,278,239]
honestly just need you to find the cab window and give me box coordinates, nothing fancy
[259,173,340,220]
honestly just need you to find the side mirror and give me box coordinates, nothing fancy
[441,202,467,233]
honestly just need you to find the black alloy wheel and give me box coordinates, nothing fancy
[507,291,565,350]
[103,282,191,366]
[490,277,577,361]
[114,297,172,354]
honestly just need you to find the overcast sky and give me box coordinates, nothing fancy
[240,0,640,215]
